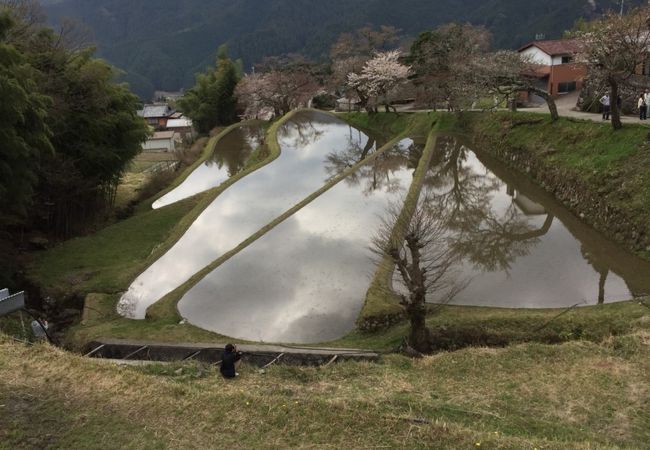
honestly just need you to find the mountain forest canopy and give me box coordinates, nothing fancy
[41,0,644,99]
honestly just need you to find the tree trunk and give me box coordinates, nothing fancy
[546,97,559,122]
[598,270,608,304]
[609,78,622,130]
[406,302,431,353]
[509,95,517,112]
[384,103,397,113]
[529,88,559,122]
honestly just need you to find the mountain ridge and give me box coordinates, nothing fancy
[40,0,643,98]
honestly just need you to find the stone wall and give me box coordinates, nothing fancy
[357,311,404,332]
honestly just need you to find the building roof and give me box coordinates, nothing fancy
[151,131,175,140]
[141,104,174,118]
[166,118,192,128]
[518,39,583,56]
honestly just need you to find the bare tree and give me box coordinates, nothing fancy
[578,7,650,129]
[0,0,43,30]
[407,23,491,110]
[371,197,463,353]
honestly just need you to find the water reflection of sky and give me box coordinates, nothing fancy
[178,138,416,343]
[423,137,650,308]
[118,111,378,319]
[152,125,264,209]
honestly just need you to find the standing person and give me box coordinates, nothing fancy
[600,93,610,120]
[220,343,243,379]
[639,94,647,120]
[644,89,650,119]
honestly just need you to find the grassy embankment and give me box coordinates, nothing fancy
[344,113,462,326]
[2,328,649,449]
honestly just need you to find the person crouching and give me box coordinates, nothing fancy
[220,343,243,379]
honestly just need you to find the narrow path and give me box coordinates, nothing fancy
[520,92,650,125]
[396,91,650,125]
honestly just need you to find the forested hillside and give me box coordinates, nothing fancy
[41,0,641,98]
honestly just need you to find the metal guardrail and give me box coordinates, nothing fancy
[0,289,25,316]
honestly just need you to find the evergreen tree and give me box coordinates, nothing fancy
[180,46,240,134]
[0,13,51,227]
[27,37,150,235]
[1,5,149,236]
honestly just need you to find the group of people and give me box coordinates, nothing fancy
[600,90,650,121]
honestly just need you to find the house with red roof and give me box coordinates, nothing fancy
[518,39,587,99]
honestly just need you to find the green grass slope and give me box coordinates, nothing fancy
[1,329,648,449]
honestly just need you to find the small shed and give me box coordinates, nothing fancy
[142,131,177,153]
[166,117,194,140]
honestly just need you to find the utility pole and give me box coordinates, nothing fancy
[620,0,625,16]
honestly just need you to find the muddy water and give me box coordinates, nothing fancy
[422,136,650,308]
[152,124,264,209]
[178,137,422,343]
[117,111,381,319]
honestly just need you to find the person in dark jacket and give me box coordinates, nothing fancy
[220,343,242,378]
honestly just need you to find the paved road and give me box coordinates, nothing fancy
[396,91,650,125]
[520,92,650,125]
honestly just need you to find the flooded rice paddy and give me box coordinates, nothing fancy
[421,136,650,308]
[118,112,381,318]
[152,123,264,209]
[177,137,420,343]
[121,111,650,343]
[178,134,650,343]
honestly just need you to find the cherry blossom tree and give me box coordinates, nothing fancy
[236,70,319,119]
[329,26,401,94]
[347,50,411,113]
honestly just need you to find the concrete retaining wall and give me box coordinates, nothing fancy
[85,339,379,367]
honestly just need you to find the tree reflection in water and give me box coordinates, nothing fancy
[325,132,424,195]
[206,125,266,177]
[581,245,610,304]
[277,115,325,150]
[420,135,650,306]
[421,136,554,273]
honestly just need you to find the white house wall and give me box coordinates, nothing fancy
[142,139,175,152]
[551,55,567,65]
[520,47,552,66]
